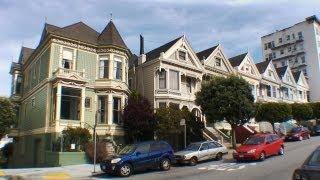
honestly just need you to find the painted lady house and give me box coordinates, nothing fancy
[9,20,130,167]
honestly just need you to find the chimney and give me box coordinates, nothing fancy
[140,34,144,55]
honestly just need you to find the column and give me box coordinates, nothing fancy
[166,69,169,89]
[80,87,85,127]
[107,94,113,125]
[121,96,126,125]
[109,54,114,80]
[55,84,62,128]
[122,61,126,83]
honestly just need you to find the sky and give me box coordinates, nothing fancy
[0,0,319,96]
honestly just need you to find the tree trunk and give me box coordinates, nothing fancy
[231,126,237,149]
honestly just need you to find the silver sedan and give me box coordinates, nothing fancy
[174,141,228,166]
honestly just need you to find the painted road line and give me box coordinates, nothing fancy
[198,162,257,171]
[43,172,71,180]
[0,170,5,176]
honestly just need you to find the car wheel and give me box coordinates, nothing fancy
[216,152,223,161]
[189,157,198,166]
[160,158,171,171]
[278,146,284,155]
[259,152,266,161]
[118,163,132,177]
[299,136,303,141]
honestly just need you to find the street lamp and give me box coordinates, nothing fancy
[180,119,186,148]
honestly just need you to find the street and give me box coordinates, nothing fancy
[1,136,319,180]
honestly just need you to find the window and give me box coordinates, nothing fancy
[215,58,221,66]
[158,102,166,108]
[128,78,133,89]
[60,87,81,120]
[31,98,36,108]
[113,60,122,80]
[62,48,73,69]
[264,43,267,50]
[159,70,166,89]
[136,143,150,154]
[272,52,276,59]
[186,77,192,93]
[169,103,179,109]
[293,45,297,51]
[113,97,122,124]
[288,46,292,52]
[281,61,286,66]
[267,85,271,97]
[271,134,280,141]
[298,32,303,39]
[99,55,109,79]
[85,97,91,108]
[98,96,107,123]
[280,49,284,55]
[292,33,295,39]
[200,143,209,151]
[268,70,272,77]
[286,35,290,41]
[284,88,289,99]
[278,38,282,43]
[295,58,299,63]
[303,69,307,76]
[272,86,277,98]
[178,50,186,60]
[16,75,22,94]
[301,56,306,63]
[286,75,291,82]
[271,41,275,48]
[169,70,179,90]
[208,142,218,149]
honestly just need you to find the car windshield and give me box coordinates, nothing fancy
[308,150,320,166]
[185,143,201,151]
[118,144,136,155]
[292,127,302,133]
[243,136,265,145]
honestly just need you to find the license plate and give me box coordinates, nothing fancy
[239,154,244,158]
[288,137,292,139]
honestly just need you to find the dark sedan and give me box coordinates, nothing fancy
[285,127,310,141]
[293,146,320,180]
[312,125,320,136]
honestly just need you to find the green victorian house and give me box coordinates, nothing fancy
[9,20,130,167]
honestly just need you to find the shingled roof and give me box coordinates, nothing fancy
[18,47,35,64]
[229,52,247,67]
[42,21,128,49]
[255,60,270,74]
[276,66,288,78]
[145,36,183,61]
[196,45,219,60]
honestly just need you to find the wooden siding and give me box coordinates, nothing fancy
[76,50,97,84]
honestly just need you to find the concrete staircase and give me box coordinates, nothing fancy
[203,126,231,148]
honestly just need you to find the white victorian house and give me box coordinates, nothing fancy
[276,66,298,103]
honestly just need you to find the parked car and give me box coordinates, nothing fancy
[100,141,175,177]
[174,140,228,166]
[292,146,320,180]
[285,127,311,141]
[312,125,320,136]
[233,133,284,161]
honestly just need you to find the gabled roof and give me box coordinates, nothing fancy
[293,71,302,82]
[19,46,35,64]
[255,60,270,74]
[98,21,128,48]
[196,45,219,60]
[229,52,248,67]
[276,66,288,77]
[145,36,183,61]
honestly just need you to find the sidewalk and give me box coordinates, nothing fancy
[1,164,102,179]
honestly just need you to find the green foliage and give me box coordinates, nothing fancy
[0,97,16,137]
[310,102,320,119]
[61,127,91,151]
[255,102,292,124]
[155,106,183,139]
[123,91,155,143]
[181,107,205,144]
[195,75,255,149]
[291,103,313,123]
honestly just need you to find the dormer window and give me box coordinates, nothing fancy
[178,51,186,61]
[215,58,221,67]
[62,48,73,69]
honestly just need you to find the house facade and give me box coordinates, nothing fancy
[9,20,130,167]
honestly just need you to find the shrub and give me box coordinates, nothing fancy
[310,102,320,120]
[61,127,91,151]
[291,103,313,124]
[255,102,292,125]
[85,141,109,163]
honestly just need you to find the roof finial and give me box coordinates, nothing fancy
[110,12,113,21]
[45,16,48,23]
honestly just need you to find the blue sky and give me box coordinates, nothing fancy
[0,0,319,96]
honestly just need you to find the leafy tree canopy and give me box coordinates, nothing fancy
[255,102,292,124]
[310,102,320,120]
[291,103,313,123]
[0,97,16,137]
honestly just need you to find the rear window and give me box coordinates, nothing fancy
[136,143,150,154]
[308,150,320,166]
[243,136,265,145]
[150,142,170,151]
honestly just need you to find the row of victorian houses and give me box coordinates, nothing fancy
[8,20,309,167]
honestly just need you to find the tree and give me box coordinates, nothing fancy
[181,107,205,144]
[123,91,155,143]
[196,75,255,149]
[310,102,320,120]
[0,97,16,137]
[255,102,292,125]
[291,103,313,124]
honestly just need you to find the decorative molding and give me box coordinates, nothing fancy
[52,38,96,53]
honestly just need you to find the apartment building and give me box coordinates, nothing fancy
[261,15,320,101]
[9,20,130,167]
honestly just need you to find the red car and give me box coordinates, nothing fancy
[285,127,311,141]
[233,133,284,161]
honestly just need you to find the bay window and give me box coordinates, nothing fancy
[169,70,179,90]
[113,97,122,124]
[113,59,122,80]
[98,96,107,124]
[159,70,166,89]
[99,55,109,79]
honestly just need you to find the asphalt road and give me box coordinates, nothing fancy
[100,136,320,180]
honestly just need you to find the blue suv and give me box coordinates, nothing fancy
[100,140,175,177]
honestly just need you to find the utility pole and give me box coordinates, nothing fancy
[93,110,100,174]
